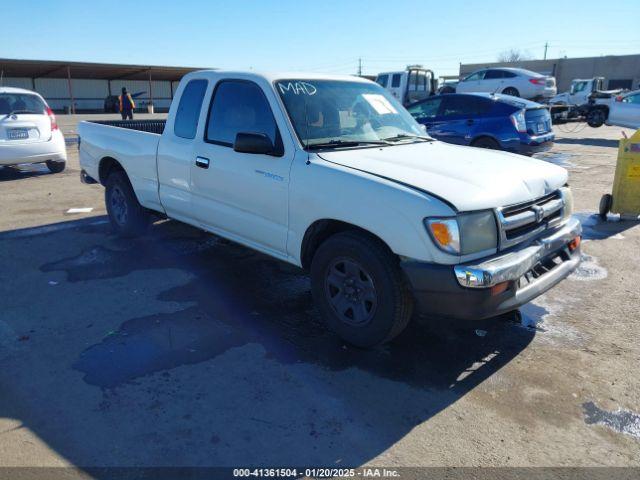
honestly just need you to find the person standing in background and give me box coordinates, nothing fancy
[119,87,135,120]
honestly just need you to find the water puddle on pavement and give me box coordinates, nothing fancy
[73,308,248,388]
[583,401,640,439]
[569,253,608,281]
[42,222,538,391]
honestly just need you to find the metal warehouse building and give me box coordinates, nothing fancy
[0,58,206,113]
[460,53,640,92]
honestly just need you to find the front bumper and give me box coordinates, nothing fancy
[401,217,582,320]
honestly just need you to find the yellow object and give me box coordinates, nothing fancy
[611,128,640,217]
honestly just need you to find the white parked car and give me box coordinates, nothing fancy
[606,90,640,129]
[78,71,581,347]
[0,87,66,173]
[456,67,557,101]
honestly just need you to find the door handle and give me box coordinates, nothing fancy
[195,156,210,169]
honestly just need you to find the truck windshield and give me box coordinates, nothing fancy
[275,79,427,149]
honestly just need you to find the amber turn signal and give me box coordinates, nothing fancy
[568,236,581,251]
[490,281,509,296]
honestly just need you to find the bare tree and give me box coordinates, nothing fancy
[497,49,533,63]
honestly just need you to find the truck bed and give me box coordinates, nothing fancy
[89,119,166,135]
[78,119,165,212]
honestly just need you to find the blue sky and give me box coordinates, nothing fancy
[2,0,639,77]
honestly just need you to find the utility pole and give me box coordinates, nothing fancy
[357,58,362,77]
[543,42,549,60]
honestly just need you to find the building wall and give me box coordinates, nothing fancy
[1,76,175,111]
[460,54,640,92]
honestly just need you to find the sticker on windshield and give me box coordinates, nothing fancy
[278,82,317,95]
[362,94,397,115]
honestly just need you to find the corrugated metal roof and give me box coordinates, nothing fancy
[0,58,210,81]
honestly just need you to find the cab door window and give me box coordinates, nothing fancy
[206,80,282,154]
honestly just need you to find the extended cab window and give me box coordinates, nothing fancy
[174,79,208,139]
[206,80,280,149]
[391,74,401,88]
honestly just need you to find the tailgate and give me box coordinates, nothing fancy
[0,93,51,144]
[525,108,552,135]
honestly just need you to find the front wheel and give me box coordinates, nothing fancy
[310,231,414,348]
[46,160,66,173]
[105,170,151,236]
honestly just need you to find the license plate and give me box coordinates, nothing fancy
[8,129,29,140]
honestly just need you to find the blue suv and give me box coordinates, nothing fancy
[407,93,554,155]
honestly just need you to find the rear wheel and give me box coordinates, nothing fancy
[471,137,501,150]
[46,160,66,173]
[310,231,414,348]
[105,170,150,236]
[502,87,520,97]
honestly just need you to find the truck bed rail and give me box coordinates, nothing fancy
[90,119,166,135]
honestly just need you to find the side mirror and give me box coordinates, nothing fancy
[233,132,274,155]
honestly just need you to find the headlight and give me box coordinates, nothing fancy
[560,186,573,222]
[425,211,498,255]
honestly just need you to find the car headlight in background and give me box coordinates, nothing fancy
[425,210,498,255]
[560,186,573,222]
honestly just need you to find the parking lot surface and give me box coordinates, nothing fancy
[0,117,639,468]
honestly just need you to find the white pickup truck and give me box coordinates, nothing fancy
[78,71,582,347]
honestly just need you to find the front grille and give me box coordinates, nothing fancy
[497,190,565,250]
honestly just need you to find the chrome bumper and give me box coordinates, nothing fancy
[454,217,582,288]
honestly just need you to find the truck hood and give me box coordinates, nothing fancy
[317,141,568,211]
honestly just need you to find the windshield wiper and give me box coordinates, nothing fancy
[382,134,433,143]
[306,139,390,150]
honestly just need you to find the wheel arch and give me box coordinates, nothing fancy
[471,134,501,148]
[300,219,394,271]
[98,156,126,186]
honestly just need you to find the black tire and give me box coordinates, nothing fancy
[599,194,612,220]
[310,231,414,348]
[587,109,606,128]
[46,160,66,173]
[502,87,520,97]
[105,170,150,236]
[471,137,501,150]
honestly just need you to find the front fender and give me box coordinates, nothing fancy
[287,152,458,266]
